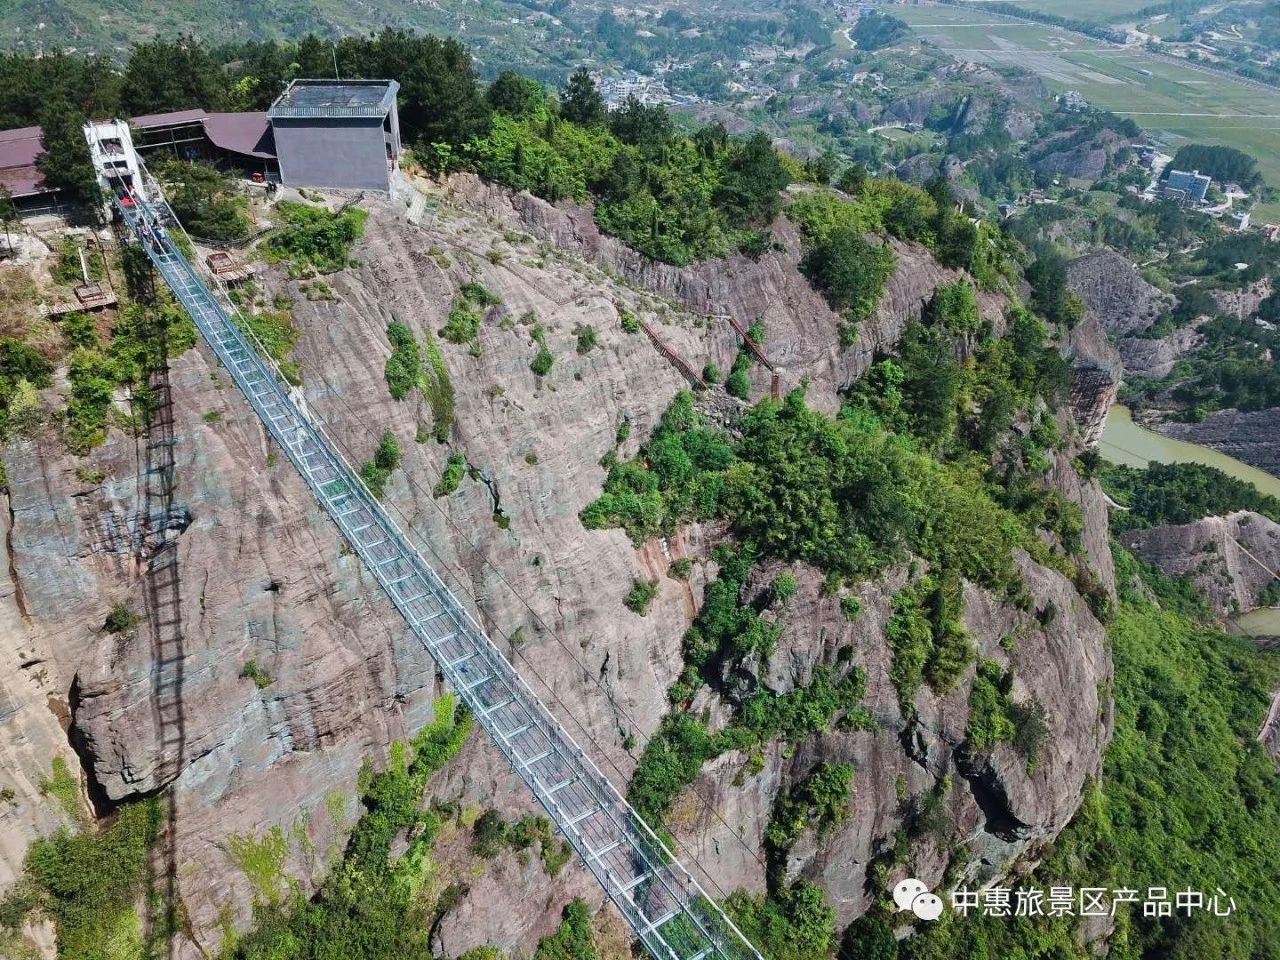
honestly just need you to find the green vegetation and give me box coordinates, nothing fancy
[465,74,790,265]
[239,659,275,690]
[1166,143,1264,192]
[441,285,499,349]
[359,431,402,499]
[470,809,572,877]
[899,549,1280,959]
[764,762,853,859]
[619,310,641,334]
[885,574,973,717]
[228,826,290,906]
[151,157,250,241]
[574,324,597,354]
[623,577,658,615]
[53,238,105,286]
[1101,461,1280,530]
[964,658,1017,751]
[234,306,300,385]
[533,899,596,960]
[1138,312,1280,417]
[103,601,140,635]
[853,11,909,50]
[263,202,367,277]
[529,324,554,377]
[421,332,456,442]
[726,883,837,960]
[8,799,160,960]
[799,226,895,332]
[38,757,83,825]
[580,390,735,543]
[384,320,421,401]
[63,303,197,454]
[433,452,466,498]
[630,671,868,833]
[231,696,471,960]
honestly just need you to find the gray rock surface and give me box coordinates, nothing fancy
[1,178,1118,954]
[671,555,1111,926]
[1154,408,1280,476]
[1067,250,1170,337]
[1118,511,1280,617]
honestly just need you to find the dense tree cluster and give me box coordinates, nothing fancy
[1166,143,1264,191]
[1102,461,1280,530]
[851,11,909,51]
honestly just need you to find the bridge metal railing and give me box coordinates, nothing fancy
[114,188,766,960]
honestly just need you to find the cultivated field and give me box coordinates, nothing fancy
[897,5,1280,223]
[953,0,1153,22]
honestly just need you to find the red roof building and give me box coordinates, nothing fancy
[0,109,277,211]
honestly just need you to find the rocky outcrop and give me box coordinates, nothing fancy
[1070,363,1119,448]
[1155,408,1280,477]
[1118,511,1280,618]
[1067,250,1170,337]
[1116,322,1203,379]
[445,173,1007,413]
[1,177,1118,956]
[896,154,939,185]
[671,555,1111,924]
[3,351,442,956]
[1031,129,1132,181]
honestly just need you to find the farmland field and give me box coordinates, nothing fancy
[896,4,1280,223]
[954,0,1154,22]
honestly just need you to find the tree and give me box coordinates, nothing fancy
[800,226,896,317]
[837,164,867,195]
[715,131,789,228]
[559,67,606,127]
[120,36,229,115]
[806,149,839,185]
[35,102,101,212]
[152,158,249,241]
[487,70,543,118]
[609,95,673,150]
[0,184,16,254]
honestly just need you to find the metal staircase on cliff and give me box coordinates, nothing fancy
[104,167,766,960]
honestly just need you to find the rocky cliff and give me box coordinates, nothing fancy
[1152,409,1280,477]
[1118,511,1280,618]
[1,177,1117,957]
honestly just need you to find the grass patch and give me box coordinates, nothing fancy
[239,659,275,690]
[38,757,83,825]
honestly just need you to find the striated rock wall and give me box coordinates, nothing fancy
[1066,250,1169,338]
[1,180,1118,956]
[1153,409,1280,477]
[1118,511,1280,618]
[668,554,1111,927]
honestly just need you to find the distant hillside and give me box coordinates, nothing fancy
[0,0,576,75]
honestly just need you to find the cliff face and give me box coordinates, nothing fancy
[1119,511,1280,618]
[1066,251,1170,338]
[1,179,1116,956]
[2,346,441,953]
[671,555,1110,927]
[1153,409,1280,477]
